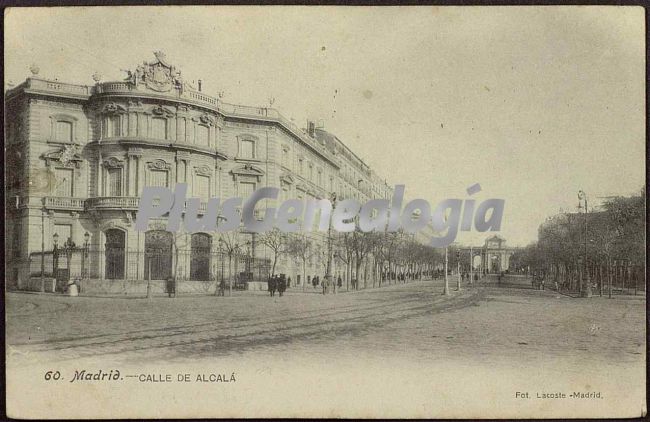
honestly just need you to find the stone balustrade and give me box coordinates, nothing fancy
[43,197,85,210]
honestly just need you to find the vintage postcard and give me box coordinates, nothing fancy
[4,5,646,419]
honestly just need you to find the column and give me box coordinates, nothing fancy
[128,148,143,196]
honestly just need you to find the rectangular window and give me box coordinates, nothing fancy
[105,115,120,138]
[151,118,167,139]
[196,125,209,146]
[194,175,210,198]
[239,181,256,198]
[108,168,122,196]
[54,168,73,196]
[240,140,255,159]
[148,170,168,187]
[56,121,73,142]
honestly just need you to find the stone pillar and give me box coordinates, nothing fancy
[128,148,143,196]
[137,154,145,192]
[175,151,190,184]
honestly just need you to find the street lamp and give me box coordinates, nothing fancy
[218,238,226,291]
[40,208,46,292]
[325,192,337,294]
[82,232,90,280]
[577,190,592,298]
[53,232,59,281]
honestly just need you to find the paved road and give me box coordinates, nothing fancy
[6,275,645,370]
[6,275,646,419]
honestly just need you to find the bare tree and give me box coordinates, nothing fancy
[286,233,315,292]
[218,231,246,296]
[258,228,290,277]
[344,229,379,290]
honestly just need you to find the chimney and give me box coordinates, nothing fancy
[198,79,202,92]
[308,120,316,137]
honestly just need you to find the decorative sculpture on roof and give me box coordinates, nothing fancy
[125,51,184,93]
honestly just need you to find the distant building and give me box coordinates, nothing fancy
[460,235,518,274]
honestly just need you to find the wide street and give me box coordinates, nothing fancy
[6,275,645,369]
[6,274,646,418]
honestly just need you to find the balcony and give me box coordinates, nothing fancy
[85,196,141,210]
[43,197,85,211]
[85,197,208,213]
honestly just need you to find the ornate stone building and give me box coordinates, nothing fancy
[5,52,401,292]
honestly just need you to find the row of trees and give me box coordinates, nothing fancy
[510,187,645,295]
[257,228,446,292]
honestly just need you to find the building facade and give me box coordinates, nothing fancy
[5,52,405,293]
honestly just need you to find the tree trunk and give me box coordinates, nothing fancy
[355,260,362,290]
[228,254,233,297]
[607,257,612,298]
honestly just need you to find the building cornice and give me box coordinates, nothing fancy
[88,139,229,161]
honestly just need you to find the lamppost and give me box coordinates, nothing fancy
[63,237,75,285]
[41,207,46,293]
[469,246,473,285]
[578,190,592,298]
[53,232,59,282]
[443,247,450,295]
[325,192,337,294]
[82,232,90,280]
[455,250,461,291]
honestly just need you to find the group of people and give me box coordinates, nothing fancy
[532,271,546,290]
[310,275,345,290]
[267,274,287,297]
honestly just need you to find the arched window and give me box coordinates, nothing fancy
[144,230,173,280]
[190,233,212,281]
[105,229,125,280]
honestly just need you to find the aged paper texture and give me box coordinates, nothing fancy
[4,5,646,419]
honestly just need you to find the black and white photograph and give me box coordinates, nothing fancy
[4,6,646,419]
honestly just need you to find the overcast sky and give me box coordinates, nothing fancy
[5,6,645,246]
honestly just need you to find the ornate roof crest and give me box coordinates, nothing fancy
[126,51,183,93]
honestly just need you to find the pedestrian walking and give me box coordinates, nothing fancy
[166,276,175,298]
[218,278,225,296]
[337,275,342,289]
[268,275,276,297]
[278,275,286,297]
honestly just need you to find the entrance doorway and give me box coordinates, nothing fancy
[145,230,173,280]
[190,233,211,281]
[105,229,125,279]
